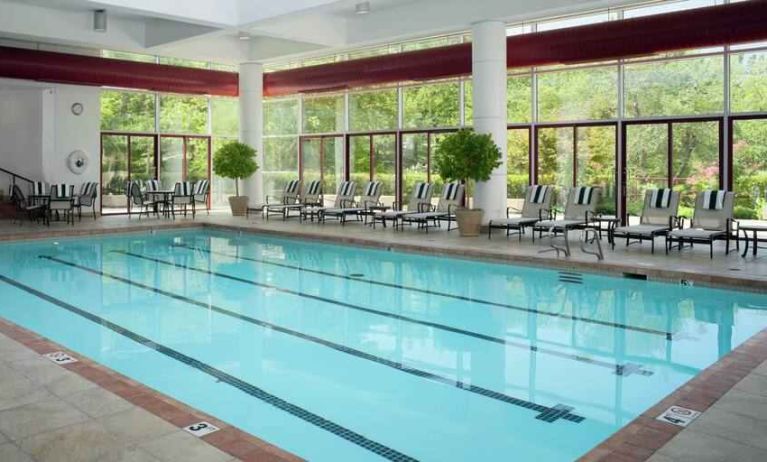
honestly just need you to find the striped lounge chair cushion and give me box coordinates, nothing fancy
[529,185,548,204]
[442,182,461,201]
[363,181,381,197]
[176,181,194,195]
[52,184,73,199]
[145,179,160,192]
[573,186,594,205]
[285,179,300,194]
[414,182,430,200]
[338,181,354,197]
[650,188,672,208]
[194,179,209,195]
[702,190,726,210]
[306,180,322,196]
[32,182,48,196]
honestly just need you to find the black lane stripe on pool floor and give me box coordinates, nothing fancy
[177,244,671,340]
[39,255,586,423]
[0,274,417,462]
[111,251,650,377]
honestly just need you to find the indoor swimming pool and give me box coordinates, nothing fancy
[0,229,765,461]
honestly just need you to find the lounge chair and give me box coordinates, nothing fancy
[10,184,48,225]
[322,180,383,224]
[303,180,357,223]
[193,179,210,215]
[374,182,433,229]
[170,181,195,219]
[401,182,464,232]
[666,190,736,259]
[75,182,99,220]
[612,189,680,253]
[261,179,302,220]
[488,185,554,240]
[130,181,162,219]
[534,186,602,257]
[49,183,76,225]
[267,180,322,220]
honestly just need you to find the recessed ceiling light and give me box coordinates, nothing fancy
[355,1,370,15]
[238,32,251,41]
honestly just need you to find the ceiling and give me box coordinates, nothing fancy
[0,0,654,66]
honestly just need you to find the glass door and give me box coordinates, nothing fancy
[348,133,397,206]
[299,135,344,203]
[730,116,767,221]
[100,133,157,215]
[159,135,211,195]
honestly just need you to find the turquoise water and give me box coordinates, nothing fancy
[1,229,766,461]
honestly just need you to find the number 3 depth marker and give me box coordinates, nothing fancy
[184,421,220,437]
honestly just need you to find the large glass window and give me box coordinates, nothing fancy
[730,51,767,114]
[265,98,299,135]
[507,74,533,123]
[349,134,397,205]
[403,81,460,128]
[303,95,344,134]
[100,134,157,214]
[624,56,724,117]
[626,124,669,217]
[100,90,155,132]
[263,137,298,197]
[537,66,618,122]
[210,98,239,206]
[349,88,398,132]
[300,136,344,201]
[159,95,208,134]
[507,128,530,207]
[732,118,767,220]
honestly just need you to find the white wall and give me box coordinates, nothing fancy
[0,79,101,208]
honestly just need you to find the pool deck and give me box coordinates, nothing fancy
[1,212,767,461]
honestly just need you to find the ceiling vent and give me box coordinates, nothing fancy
[93,9,107,33]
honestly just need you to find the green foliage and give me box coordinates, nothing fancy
[433,129,502,204]
[213,141,258,196]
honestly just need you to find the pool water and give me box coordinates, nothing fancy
[0,229,765,461]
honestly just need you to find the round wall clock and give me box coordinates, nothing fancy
[71,102,84,116]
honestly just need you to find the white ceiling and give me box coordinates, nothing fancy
[0,0,654,66]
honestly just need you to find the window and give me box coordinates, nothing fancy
[158,56,208,69]
[507,74,533,123]
[265,98,299,135]
[101,50,156,63]
[732,118,767,220]
[159,95,208,134]
[100,90,156,132]
[403,81,460,128]
[507,128,530,204]
[536,12,609,31]
[263,137,298,197]
[349,88,398,132]
[211,98,239,138]
[730,51,767,113]
[624,56,723,117]
[537,66,618,122]
[303,95,344,133]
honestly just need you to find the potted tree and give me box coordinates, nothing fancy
[433,128,502,237]
[213,141,258,216]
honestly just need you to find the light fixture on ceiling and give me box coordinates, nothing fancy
[238,31,251,41]
[93,9,107,33]
[355,1,370,15]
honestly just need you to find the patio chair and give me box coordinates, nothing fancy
[259,179,301,220]
[322,180,382,224]
[193,179,210,215]
[266,179,322,220]
[375,182,434,229]
[612,189,680,253]
[75,182,99,220]
[401,182,465,232]
[666,190,736,259]
[488,184,554,240]
[303,180,356,223]
[534,186,602,257]
[171,181,195,219]
[49,183,75,225]
[10,184,48,225]
[130,181,162,219]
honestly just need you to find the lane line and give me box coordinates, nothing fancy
[0,273,417,462]
[39,255,587,422]
[175,244,672,340]
[112,251,650,376]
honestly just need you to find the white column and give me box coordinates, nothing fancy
[239,62,264,204]
[471,20,507,223]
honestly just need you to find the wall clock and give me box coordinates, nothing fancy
[71,102,84,116]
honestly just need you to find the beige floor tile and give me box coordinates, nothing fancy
[712,388,767,422]
[8,356,97,397]
[0,396,90,441]
[753,360,767,378]
[0,342,43,363]
[656,428,767,462]
[100,446,161,462]
[0,374,54,412]
[0,443,34,462]
[138,430,232,462]
[733,371,767,398]
[687,405,767,451]
[98,408,178,445]
[647,454,676,462]
[62,386,134,418]
[18,420,126,462]
[0,429,7,444]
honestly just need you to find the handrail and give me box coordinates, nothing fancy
[0,166,35,197]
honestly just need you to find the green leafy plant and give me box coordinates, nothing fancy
[433,128,502,208]
[213,141,258,197]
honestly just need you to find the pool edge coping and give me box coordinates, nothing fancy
[0,317,304,462]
